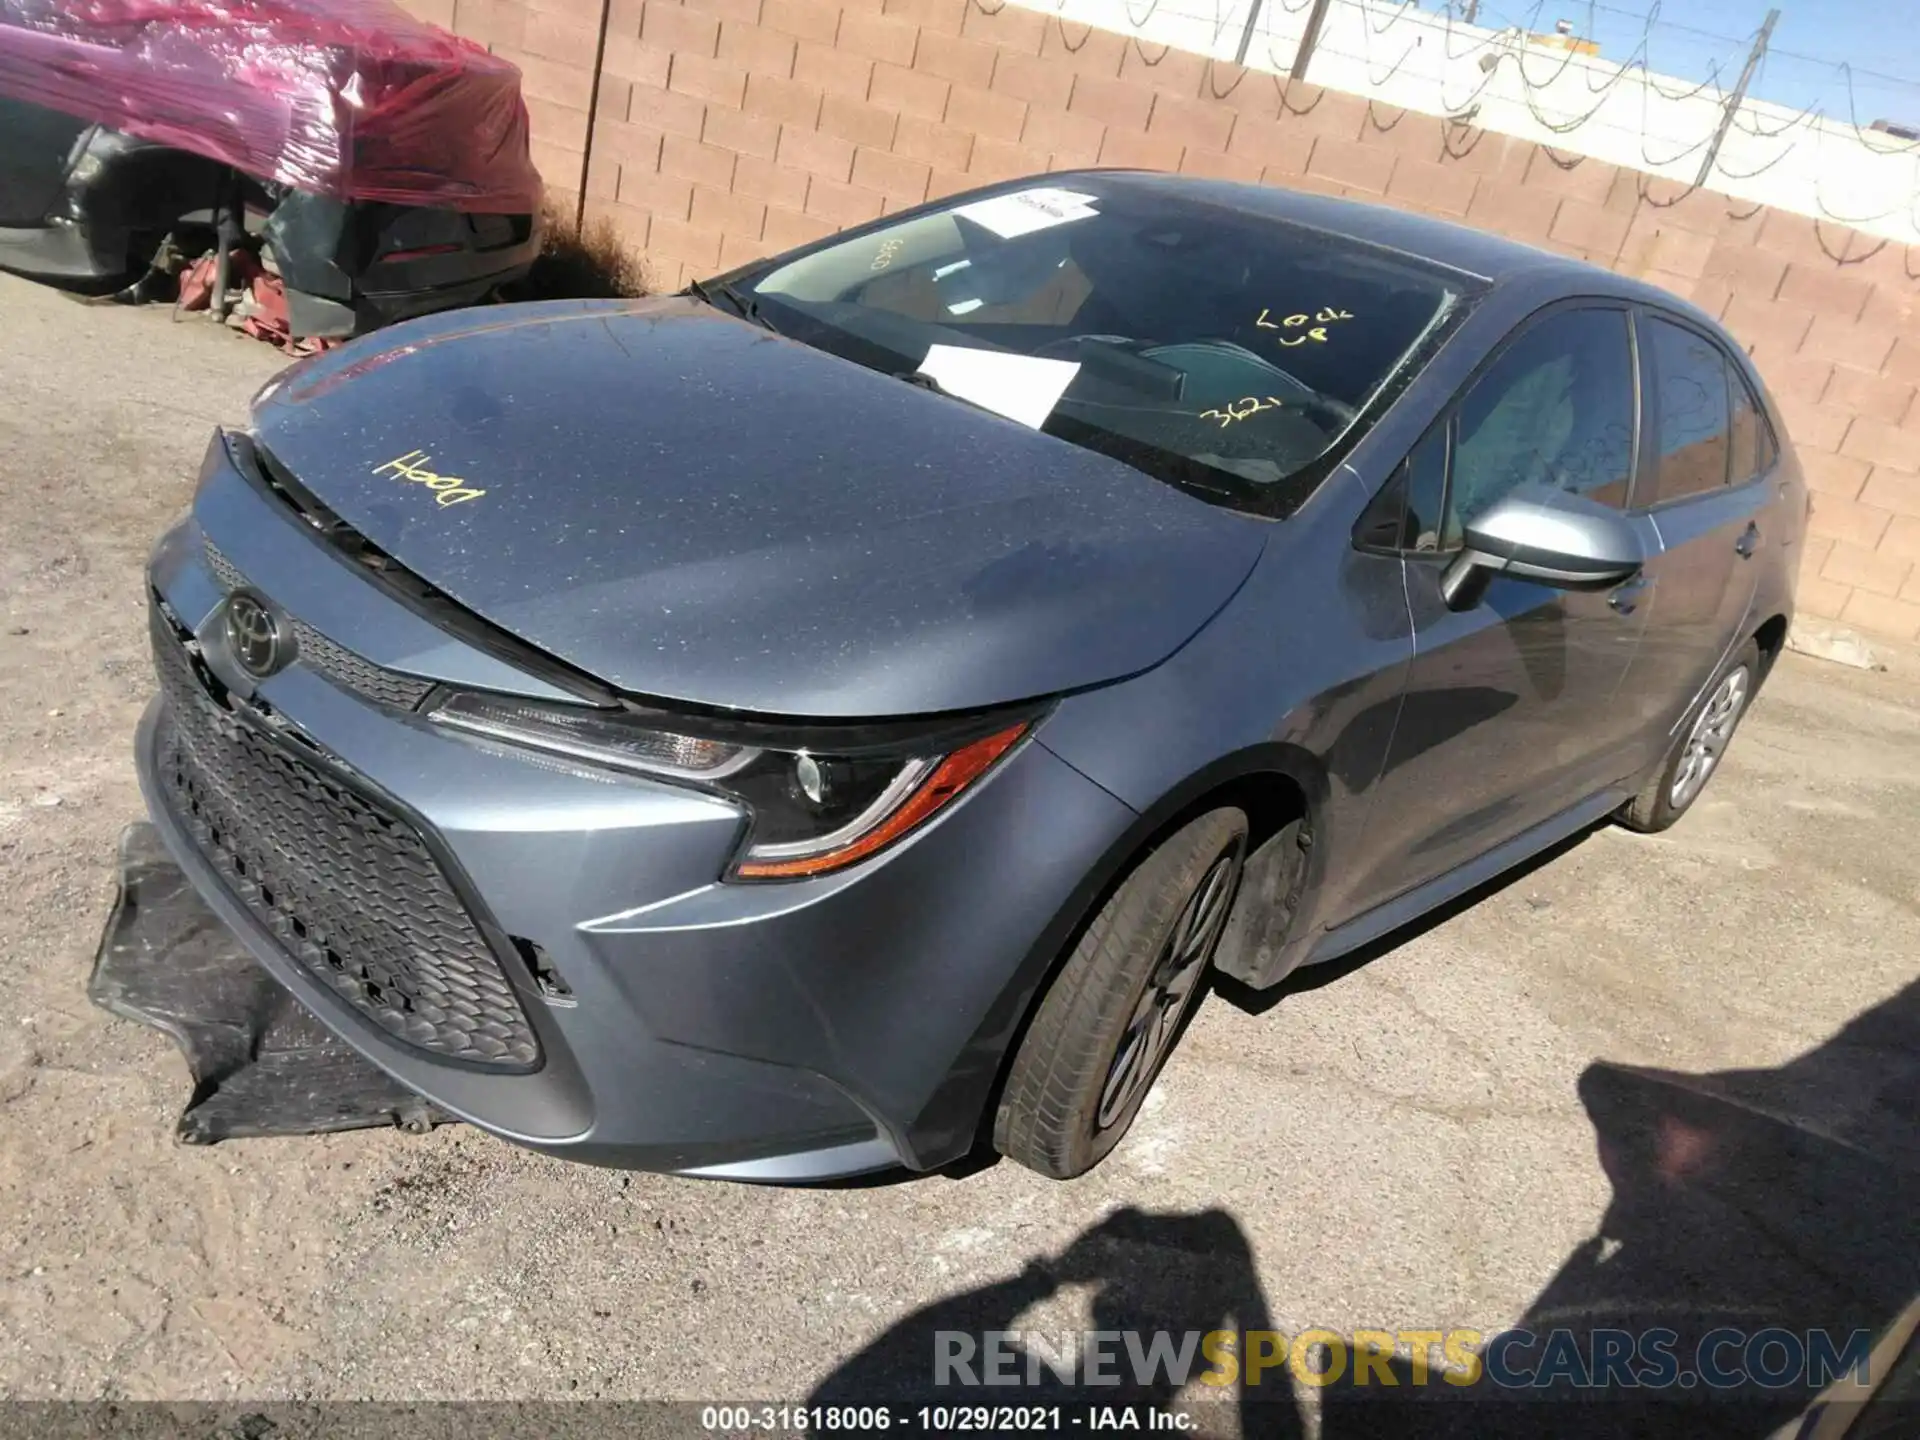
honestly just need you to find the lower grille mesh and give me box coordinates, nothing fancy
[149,603,540,1069]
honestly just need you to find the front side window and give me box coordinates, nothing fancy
[1441,306,1637,548]
[1356,420,1448,553]
[733,179,1472,516]
[1646,316,1732,503]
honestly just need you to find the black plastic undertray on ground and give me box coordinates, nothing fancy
[90,820,451,1144]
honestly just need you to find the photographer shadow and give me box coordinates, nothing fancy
[807,1205,1307,1437]
[810,982,1920,1438]
[1319,978,1920,1437]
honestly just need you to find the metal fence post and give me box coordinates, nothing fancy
[576,0,617,233]
[1696,8,1780,191]
[1234,0,1265,66]
[1291,0,1335,80]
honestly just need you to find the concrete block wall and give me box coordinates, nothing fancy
[402,0,1920,644]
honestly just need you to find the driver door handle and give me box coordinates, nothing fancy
[1735,522,1761,559]
[1609,576,1651,615]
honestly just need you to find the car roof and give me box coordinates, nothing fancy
[1062,167,1629,288]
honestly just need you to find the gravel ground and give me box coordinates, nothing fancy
[1,272,1915,1429]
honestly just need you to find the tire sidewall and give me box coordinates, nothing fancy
[1072,816,1249,1174]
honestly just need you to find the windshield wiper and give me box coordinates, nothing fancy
[686,277,782,335]
[903,370,1256,509]
[892,368,1001,418]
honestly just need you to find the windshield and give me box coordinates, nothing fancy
[730,178,1472,515]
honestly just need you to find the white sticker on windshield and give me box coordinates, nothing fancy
[952,188,1099,240]
[917,345,1081,430]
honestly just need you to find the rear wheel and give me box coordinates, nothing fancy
[1617,639,1759,833]
[994,808,1247,1180]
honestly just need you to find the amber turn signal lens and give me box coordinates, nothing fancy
[732,722,1030,879]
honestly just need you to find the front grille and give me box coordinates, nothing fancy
[289,621,437,710]
[202,541,435,711]
[149,603,540,1069]
[203,541,246,591]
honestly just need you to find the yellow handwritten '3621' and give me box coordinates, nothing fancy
[373,450,486,507]
[1200,395,1288,428]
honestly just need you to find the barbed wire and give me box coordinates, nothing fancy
[1834,62,1920,154]
[1393,2,1914,228]
[1729,83,1824,142]
[990,0,1920,235]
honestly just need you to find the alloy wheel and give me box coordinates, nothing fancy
[1670,664,1750,810]
[1094,850,1238,1132]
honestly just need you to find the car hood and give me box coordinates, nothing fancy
[251,297,1267,718]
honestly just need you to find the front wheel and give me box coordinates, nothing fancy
[994,808,1247,1179]
[1616,639,1760,833]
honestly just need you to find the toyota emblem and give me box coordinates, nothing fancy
[225,591,286,679]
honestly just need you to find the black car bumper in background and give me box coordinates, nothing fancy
[0,214,126,279]
[267,192,541,339]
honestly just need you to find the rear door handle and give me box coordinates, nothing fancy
[1735,523,1760,559]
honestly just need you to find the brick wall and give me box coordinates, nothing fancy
[402,0,1920,644]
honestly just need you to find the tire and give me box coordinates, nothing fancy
[1616,638,1760,834]
[994,807,1248,1180]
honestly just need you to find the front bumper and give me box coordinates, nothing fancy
[134,434,1137,1178]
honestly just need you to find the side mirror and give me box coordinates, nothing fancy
[1440,485,1642,611]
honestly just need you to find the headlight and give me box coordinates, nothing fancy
[425,690,1032,880]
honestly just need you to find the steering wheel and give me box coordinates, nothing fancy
[1277,390,1357,429]
[1034,334,1360,430]
[1145,339,1360,429]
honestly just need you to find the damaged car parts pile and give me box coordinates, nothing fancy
[0,0,541,337]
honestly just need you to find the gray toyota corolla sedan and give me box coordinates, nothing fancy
[137,171,1804,1181]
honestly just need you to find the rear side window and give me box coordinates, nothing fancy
[1727,364,1776,484]
[1442,306,1637,547]
[1646,317,1731,502]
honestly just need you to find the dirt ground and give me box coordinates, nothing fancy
[1,272,1916,1424]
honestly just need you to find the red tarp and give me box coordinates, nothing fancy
[0,0,542,213]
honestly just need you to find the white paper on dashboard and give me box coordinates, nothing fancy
[917,345,1081,430]
[952,188,1099,240]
